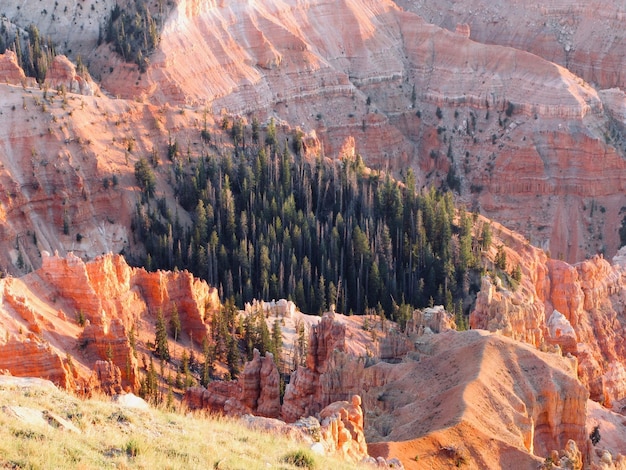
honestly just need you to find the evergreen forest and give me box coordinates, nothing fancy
[131,119,496,328]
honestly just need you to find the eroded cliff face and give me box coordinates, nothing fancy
[471,222,626,409]
[0,252,219,393]
[1,0,626,264]
[393,0,626,91]
[82,0,625,262]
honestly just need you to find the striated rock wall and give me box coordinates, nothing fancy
[86,0,626,263]
[394,0,626,91]
[0,334,73,390]
[79,319,138,391]
[41,251,219,341]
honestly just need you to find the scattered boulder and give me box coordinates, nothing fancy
[112,393,150,410]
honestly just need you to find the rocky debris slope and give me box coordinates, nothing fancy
[0,252,219,393]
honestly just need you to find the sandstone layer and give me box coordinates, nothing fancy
[394,0,626,91]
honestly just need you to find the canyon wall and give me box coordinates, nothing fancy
[2,0,626,265]
[90,0,626,262]
[394,0,626,91]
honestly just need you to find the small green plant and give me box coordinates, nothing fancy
[125,438,141,457]
[590,425,601,446]
[505,101,514,117]
[281,450,316,469]
[76,310,86,327]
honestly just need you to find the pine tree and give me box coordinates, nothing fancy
[226,336,240,380]
[258,315,271,355]
[201,337,214,387]
[271,319,282,368]
[481,223,492,251]
[154,309,170,360]
[495,245,507,270]
[128,323,137,357]
[169,304,181,342]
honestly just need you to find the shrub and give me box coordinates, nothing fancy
[281,450,316,469]
[590,425,601,446]
[505,101,514,117]
[125,438,141,457]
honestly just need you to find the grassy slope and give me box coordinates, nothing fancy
[0,381,362,470]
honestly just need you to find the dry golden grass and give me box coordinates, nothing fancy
[0,381,362,470]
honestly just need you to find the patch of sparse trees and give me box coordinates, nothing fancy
[105,1,163,72]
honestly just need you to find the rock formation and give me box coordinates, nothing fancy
[282,312,356,422]
[184,311,369,424]
[318,395,369,463]
[183,349,281,418]
[0,334,73,390]
[404,305,456,335]
[93,360,123,395]
[0,252,219,394]
[237,395,383,465]
[221,349,281,418]
[471,222,626,409]
[184,381,241,413]
[44,55,100,96]
[0,50,27,85]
